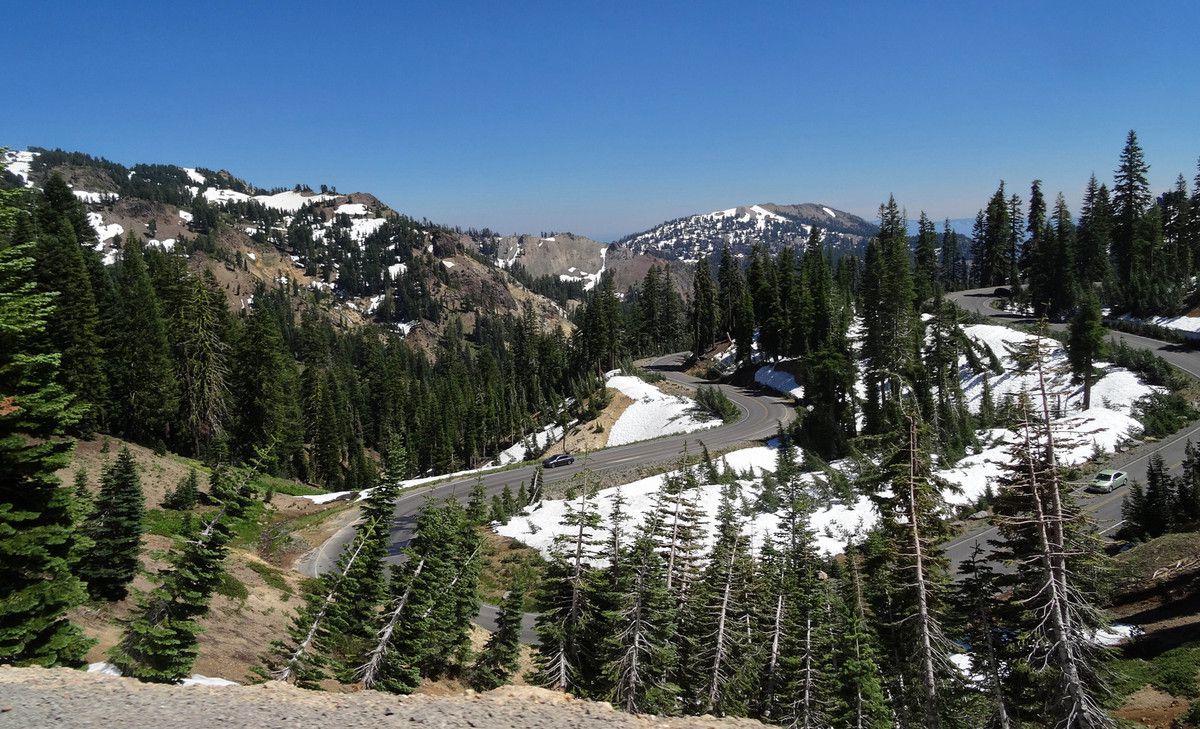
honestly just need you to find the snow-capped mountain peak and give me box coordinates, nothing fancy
[617,202,877,262]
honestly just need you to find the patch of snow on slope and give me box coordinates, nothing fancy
[748,204,787,222]
[605,373,720,446]
[147,238,175,252]
[350,218,386,241]
[72,190,118,203]
[495,239,523,269]
[497,442,874,558]
[442,259,456,269]
[202,188,336,212]
[178,209,193,223]
[755,364,804,400]
[822,206,837,218]
[203,188,250,204]
[1118,313,1200,338]
[86,212,124,243]
[300,491,355,504]
[496,422,568,465]
[182,167,206,185]
[387,262,408,278]
[557,246,607,291]
[250,190,336,212]
[1093,624,1139,646]
[2,150,36,186]
[336,203,368,216]
[936,325,1157,506]
[88,662,238,686]
[960,325,1156,416]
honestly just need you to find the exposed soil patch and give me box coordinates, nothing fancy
[552,390,634,453]
[1113,686,1191,727]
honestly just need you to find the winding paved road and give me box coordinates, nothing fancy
[304,352,796,642]
[944,288,1200,568]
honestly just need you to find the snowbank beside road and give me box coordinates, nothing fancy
[755,364,804,400]
[87,662,238,687]
[606,374,720,446]
[497,442,872,558]
[936,325,1156,506]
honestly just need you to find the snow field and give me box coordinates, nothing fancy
[605,373,720,446]
[495,421,568,465]
[936,325,1156,505]
[497,442,873,558]
[181,167,206,185]
[2,149,36,186]
[86,212,124,243]
[203,188,337,212]
[72,190,118,203]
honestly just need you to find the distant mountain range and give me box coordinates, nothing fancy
[6,145,936,307]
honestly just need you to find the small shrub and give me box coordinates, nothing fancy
[162,469,200,510]
[247,561,293,597]
[215,572,249,602]
[1135,392,1198,438]
[695,386,739,423]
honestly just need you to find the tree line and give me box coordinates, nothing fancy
[960,132,1200,319]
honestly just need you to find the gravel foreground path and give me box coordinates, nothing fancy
[0,667,768,729]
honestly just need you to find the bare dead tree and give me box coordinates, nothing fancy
[274,518,376,683]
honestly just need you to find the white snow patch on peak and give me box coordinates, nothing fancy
[747,204,787,221]
[249,190,337,212]
[336,203,369,216]
[178,209,194,223]
[202,188,336,213]
[203,188,251,204]
[181,167,206,185]
[822,206,837,218]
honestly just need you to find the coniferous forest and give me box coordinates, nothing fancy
[4,131,1200,729]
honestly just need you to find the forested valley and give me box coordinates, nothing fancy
[4,131,1200,728]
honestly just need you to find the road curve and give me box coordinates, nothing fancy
[944,288,1200,568]
[305,352,796,642]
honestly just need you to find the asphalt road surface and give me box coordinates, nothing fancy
[944,287,1200,568]
[305,352,796,643]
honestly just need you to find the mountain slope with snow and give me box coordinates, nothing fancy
[617,202,877,262]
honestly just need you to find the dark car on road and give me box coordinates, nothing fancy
[543,453,575,468]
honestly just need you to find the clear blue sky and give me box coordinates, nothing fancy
[5,1,1199,240]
